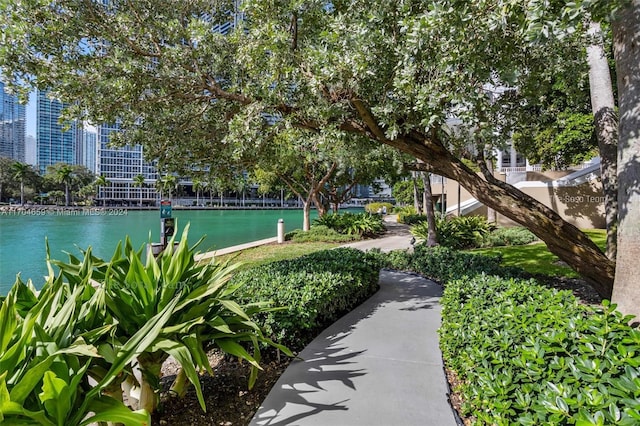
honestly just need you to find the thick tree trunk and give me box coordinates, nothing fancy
[587,20,619,260]
[384,132,615,298]
[350,98,614,297]
[421,172,438,246]
[302,200,311,231]
[611,1,640,319]
[485,157,496,223]
[412,173,421,214]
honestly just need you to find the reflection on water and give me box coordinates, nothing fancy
[0,209,319,294]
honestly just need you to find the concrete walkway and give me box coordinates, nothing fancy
[340,217,415,252]
[250,220,458,426]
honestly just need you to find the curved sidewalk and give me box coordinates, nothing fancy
[250,222,457,426]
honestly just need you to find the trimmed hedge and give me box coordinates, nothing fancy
[440,275,640,425]
[397,212,429,225]
[285,225,358,243]
[231,248,382,350]
[374,244,524,283]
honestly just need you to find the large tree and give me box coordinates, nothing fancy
[10,161,37,206]
[0,0,626,297]
[610,1,640,318]
[44,163,94,207]
[0,156,18,202]
[250,128,339,230]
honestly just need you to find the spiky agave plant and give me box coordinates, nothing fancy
[50,222,291,414]
[0,271,149,426]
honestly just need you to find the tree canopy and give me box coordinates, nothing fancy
[1,0,636,298]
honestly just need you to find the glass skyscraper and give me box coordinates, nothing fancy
[36,90,76,173]
[81,128,98,173]
[0,82,26,161]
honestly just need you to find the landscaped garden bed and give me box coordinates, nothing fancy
[2,221,632,426]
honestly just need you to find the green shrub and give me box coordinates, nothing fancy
[371,245,523,283]
[412,245,524,282]
[286,225,358,243]
[373,248,414,271]
[0,275,151,425]
[440,275,640,425]
[393,205,416,215]
[313,212,385,238]
[482,226,538,247]
[364,202,394,214]
[397,212,429,225]
[232,248,382,350]
[0,225,286,421]
[412,215,495,249]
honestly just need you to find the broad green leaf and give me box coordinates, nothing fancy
[151,338,206,411]
[0,399,55,426]
[183,334,213,377]
[0,290,18,353]
[162,317,205,335]
[219,300,250,321]
[89,296,180,396]
[0,371,10,405]
[9,356,55,404]
[39,371,70,425]
[81,396,150,426]
[216,339,261,370]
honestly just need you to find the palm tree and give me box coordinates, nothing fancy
[133,174,146,207]
[158,174,177,202]
[192,179,203,206]
[10,161,31,206]
[52,164,75,207]
[94,175,110,206]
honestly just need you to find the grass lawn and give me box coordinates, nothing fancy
[213,241,341,270]
[471,229,606,278]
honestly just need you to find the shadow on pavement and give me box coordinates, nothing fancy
[251,271,445,426]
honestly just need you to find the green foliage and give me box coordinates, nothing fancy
[398,213,429,225]
[482,227,539,248]
[285,225,358,243]
[412,216,495,250]
[373,245,524,284]
[313,212,385,238]
[231,248,382,350]
[440,275,640,425]
[393,205,416,215]
[473,229,606,278]
[0,275,150,425]
[514,112,599,170]
[364,202,394,215]
[0,224,287,421]
[392,180,418,206]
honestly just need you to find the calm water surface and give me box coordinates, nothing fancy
[0,208,319,294]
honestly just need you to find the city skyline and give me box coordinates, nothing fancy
[0,82,26,162]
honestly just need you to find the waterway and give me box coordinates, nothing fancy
[0,208,320,294]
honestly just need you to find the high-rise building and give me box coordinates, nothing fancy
[0,82,26,161]
[97,123,158,205]
[81,127,98,173]
[24,135,36,165]
[36,90,76,173]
